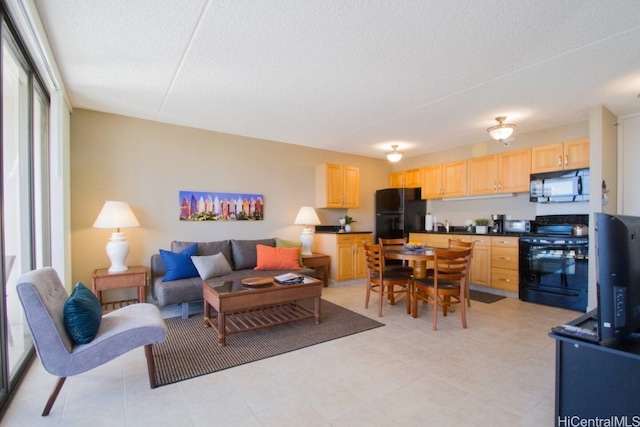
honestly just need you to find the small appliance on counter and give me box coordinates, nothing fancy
[504,219,532,233]
[490,214,505,233]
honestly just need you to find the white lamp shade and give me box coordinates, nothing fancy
[294,206,321,226]
[93,201,140,273]
[93,201,140,230]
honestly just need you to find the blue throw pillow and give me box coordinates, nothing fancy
[160,243,199,281]
[63,282,102,344]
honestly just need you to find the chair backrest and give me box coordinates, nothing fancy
[364,243,384,278]
[379,237,407,249]
[448,239,472,249]
[16,267,75,375]
[433,247,472,283]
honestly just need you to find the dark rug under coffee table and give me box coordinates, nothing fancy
[152,299,384,386]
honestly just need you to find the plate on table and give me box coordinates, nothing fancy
[241,277,274,288]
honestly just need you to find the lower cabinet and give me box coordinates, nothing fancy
[313,233,372,282]
[490,236,519,292]
[408,233,519,292]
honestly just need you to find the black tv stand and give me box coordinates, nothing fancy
[550,313,640,424]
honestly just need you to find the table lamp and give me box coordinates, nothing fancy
[93,201,140,273]
[294,206,321,256]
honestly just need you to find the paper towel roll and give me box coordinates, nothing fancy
[425,214,433,231]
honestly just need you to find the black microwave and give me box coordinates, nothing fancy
[530,168,590,203]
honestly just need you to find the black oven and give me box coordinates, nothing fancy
[518,214,589,312]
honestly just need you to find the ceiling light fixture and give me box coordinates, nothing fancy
[487,116,516,142]
[386,145,403,162]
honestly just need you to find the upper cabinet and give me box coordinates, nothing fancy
[316,163,360,208]
[468,148,531,195]
[389,168,421,188]
[420,160,467,199]
[531,138,589,173]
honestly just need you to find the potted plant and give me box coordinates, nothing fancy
[343,215,356,232]
[475,218,489,234]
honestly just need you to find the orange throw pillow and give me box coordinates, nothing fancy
[254,244,301,270]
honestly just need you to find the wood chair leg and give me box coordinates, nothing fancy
[42,377,66,416]
[145,344,157,389]
[365,280,371,309]
[378,284,383,317]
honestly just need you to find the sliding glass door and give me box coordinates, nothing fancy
[0,11,51,413]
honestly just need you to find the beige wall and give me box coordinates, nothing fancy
[71,109,390,288]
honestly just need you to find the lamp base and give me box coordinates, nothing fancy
[299,227,314,256]
[106,232,130,273]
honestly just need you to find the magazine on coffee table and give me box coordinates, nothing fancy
[274,273,304,284]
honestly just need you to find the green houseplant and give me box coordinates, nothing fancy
[475,218,489,234]
[343,215,356,232]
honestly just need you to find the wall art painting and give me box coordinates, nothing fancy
[179,190,264,221]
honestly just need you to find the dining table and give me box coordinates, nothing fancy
[384,247,435,279]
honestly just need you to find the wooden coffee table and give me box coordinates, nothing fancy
[203,276,323,346]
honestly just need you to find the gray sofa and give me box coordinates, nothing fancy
[150,238,315,318]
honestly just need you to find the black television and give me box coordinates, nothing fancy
[595,212,640,340]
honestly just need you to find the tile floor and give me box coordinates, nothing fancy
[1,283,577,427]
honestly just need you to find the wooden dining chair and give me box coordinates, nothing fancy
[449,239,474,307]
[364,243,411,317]
[378,237,413,276]
[412,247,472,330]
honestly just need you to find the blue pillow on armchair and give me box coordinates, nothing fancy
[160,243,199,281]
[63,282,102,344]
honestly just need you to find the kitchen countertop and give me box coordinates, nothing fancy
[314,230,373,234]
[413,229,525,237]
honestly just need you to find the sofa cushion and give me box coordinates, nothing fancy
[230,238,275,270]
[254,244,301,271]
[275,237,304,267]
[160,243,199,281]
[191,253,233,280]
[63,282,102,344]
[172,240,232,265]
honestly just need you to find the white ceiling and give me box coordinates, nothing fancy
[33,1,640,160]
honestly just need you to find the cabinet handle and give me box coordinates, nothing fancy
[499,278,511,282]
[497,181,502,191]
[558,156,562,167]
[499,256,511,261]
[498,240,512,244]
[493,181,497,191]
[564,154,568,166]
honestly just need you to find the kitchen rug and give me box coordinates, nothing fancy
[469,289,506,304]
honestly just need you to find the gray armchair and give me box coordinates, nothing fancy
[16,267,167,416]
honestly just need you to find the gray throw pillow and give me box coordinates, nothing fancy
[230,239,275,270]
[191,253,233,280]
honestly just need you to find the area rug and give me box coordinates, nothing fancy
[470,289,506,304]
[152,299,384,386]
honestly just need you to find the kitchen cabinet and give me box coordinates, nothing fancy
[531,138,589,173]
[469,236,491,287]
[315,163,359,208]
[410,233,517,292]
[468,149,531,195]
[313,232,372,282]
[420,160,467,199]
[490,236,519,292]
[389,168,421,188]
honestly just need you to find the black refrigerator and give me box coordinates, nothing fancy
[375,188,426,241]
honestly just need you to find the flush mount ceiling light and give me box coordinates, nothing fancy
[386,144,403,162]
[487,116,516,141]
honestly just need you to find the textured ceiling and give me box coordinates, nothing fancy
[34,0,640,160]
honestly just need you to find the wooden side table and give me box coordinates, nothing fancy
[302,253,331,287]
[92,266,147,312]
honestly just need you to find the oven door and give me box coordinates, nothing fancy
[519,237,589,311]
